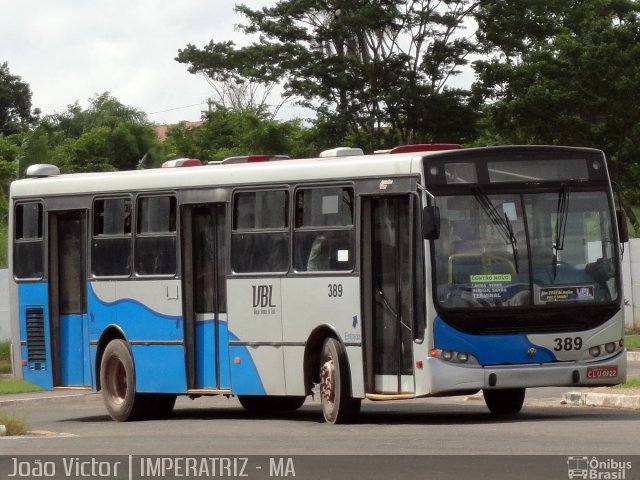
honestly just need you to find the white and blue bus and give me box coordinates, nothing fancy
[9,145,627,423]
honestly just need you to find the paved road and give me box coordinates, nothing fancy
[2,387,638,455]
[0,359,638,479]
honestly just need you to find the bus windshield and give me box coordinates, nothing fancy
[433,189,618,309]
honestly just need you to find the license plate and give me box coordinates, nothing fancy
[586,366,618,379]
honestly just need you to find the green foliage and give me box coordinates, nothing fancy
[177,0,480,146]
[164,108,313,161]
[0,62,38,135]
[625,335,640,350]
[473,0,640,204]
[0,341,10,374]
[16,93,162,174]
[614,377,640,389]
[0,378,42,395]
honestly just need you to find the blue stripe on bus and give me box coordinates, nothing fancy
[228,332,266,396]
[433,317,556,365]
[194,318,231,390]
[131,344,188,393]
[18,283,53,389]
[59,313,90,386]
[88,284,261,394]
[87,284,183,342]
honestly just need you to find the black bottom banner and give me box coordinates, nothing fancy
[0,455,637,480]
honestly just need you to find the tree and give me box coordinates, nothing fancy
[204,77,288,118]
[473,0,640,203]
[164,108,312,161]
[27,93,162,172]
[177,0,480,150]
[0,62,38,135]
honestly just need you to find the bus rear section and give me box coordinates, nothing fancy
[422,146,626,413]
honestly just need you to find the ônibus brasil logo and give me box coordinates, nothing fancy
[567,456,632,479]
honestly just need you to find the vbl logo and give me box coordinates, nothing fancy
[253,285,276,308]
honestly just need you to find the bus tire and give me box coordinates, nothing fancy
[100,339,147,422]
[483,388,526,415]
[319,337,361,424]
[238,395,306,412]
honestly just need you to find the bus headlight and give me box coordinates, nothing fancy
[430,348,478,365]
[457,352,469,363]
[587,340,623,358]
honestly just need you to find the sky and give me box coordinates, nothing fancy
[1,0,307,125]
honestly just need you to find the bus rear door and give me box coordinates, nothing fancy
[48,210,91,387]
[181,204,230,391]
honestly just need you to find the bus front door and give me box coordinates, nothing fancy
[362,196,415,395]
[48,210,91,387]
[182,204,230,391]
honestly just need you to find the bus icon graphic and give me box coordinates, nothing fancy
[567,456,589,479]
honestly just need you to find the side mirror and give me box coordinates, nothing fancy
[617,210,629,243]
[423,206,441,240]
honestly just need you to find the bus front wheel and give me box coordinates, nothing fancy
[483,388,526,415]
[319,337,361,424]
[100,339,147,422]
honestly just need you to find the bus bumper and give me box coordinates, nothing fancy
[426,349,627,395]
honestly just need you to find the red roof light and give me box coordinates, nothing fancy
[161,158,202,168]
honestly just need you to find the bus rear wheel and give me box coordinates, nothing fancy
[100,339,148,422]
[483,388,526,415]
[319,337,361,424]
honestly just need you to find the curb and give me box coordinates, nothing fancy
[562,391,640,410]
[0,392,99,408]
[628,351,640,362]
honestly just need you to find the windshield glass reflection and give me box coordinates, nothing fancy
[433,191,618,309]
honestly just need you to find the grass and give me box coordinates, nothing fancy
[0,340,11,374]
[614,377,640,389]
[0,378,42,395]
[625,335,640,350]
[0,410,28,436]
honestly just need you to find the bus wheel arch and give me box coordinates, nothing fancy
[95,326,128,392]
[303,325,338,395]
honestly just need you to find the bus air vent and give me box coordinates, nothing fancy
[25,164,61,178]
[25,307,46,370]
[319,147,364,158]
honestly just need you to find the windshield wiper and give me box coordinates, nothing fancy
[552,183,570,279]
[471,187,519,274]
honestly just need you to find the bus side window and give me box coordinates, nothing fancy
[14,202,44,280]
[231,190,289,273]
[91,197,132,277]
[293,187,355,272]
[134,196,177,276]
